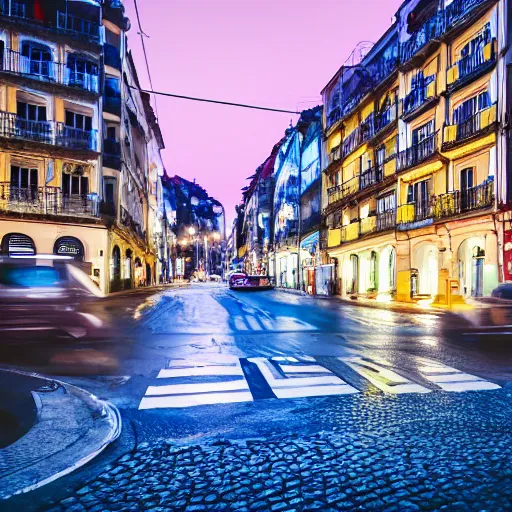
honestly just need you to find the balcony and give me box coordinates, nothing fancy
[400,12,446,65]
[56,123,98,151]
[384,155,397,177]
[397,201,433,228]
[400,0,491,66]
[402,80,437,121]
[447,40,496,92]
[0,111,98,152]
[341,222,360,243]
[342,128,362,157]
[327,185,342,206]
[434,181,494,219]
[397,132,438,172]
[360,165,383,191]
[443,105,496,150]
[104,43,122,70]
[0,1,27,18]
[360,114,375,144]
[0,183,99,218]
[56,11,100,41]
[0,49,99,93]
[359,215,376,236]
[376,210,396,231]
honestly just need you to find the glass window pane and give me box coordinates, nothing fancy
[38,106,47,122]
[84,116,92,131]
[62,173,70,194]
[10,166,19,187]
[17,101,26,118]
[65,110,75,127]
[20,168,29,188]
[81,176,89,195]
[30,168,38,187]
[71,176,80,195]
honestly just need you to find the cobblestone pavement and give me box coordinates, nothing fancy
[48,389,512,512]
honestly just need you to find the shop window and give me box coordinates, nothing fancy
[1,232,36,256]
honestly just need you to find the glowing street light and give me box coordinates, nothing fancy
[188,227,196,236]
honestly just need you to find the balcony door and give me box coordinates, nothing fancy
[66,54,98,90]
[412,120,434,159]
[460,167,474,211]
[16,100,49,141]
[407,179,431,220]
[10,165,38,201]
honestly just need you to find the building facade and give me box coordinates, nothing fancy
[323,0,508,303]
[0,0,167,293]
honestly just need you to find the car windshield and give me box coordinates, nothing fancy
[0,266,64,288]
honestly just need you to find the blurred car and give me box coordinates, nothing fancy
[0,256,109,344]
[491,283,512,300]
[209,274,222,282]
[228,272,273,291]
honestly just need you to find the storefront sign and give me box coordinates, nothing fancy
[54,237,84,260]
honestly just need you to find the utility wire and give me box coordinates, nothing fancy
[129,85,301,114]
[133,0,159,120]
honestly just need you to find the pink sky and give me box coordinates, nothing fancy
[123,0,403,225]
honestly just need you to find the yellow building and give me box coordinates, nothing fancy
[322,0,505,303]
[0,1,165,293]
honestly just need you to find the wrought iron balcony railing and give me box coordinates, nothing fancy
[360,113,375,143]
[443,105,496,148]
[0,183,99,217]
[328,145,341,165]
[397,132,438,172]
[0,1,27,18]
[56,123,98,151]
[0,111,98,151]
[376,210,396,231]
[434,181,494,219]
[327,185,342,206]
[0,49,99,93]
[445,0,488,28]
[360,165,383,191]
[447,40,496,89]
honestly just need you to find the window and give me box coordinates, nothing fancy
[107,126,116,141]
[21,41,53,77]
[377,193,396,213]
[62,173,89,196]
[65,110,92,132]
[453,92,491,123]
[66,54,98,87]
[407,179,430,206]
[413,120,434,145]
[460,23,491,58]
[104,178,115,204]
[17,101,46,121]
[10,165,38,192]
[376,145,386,166]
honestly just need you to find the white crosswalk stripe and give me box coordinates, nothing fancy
[338,356,431,394]
[137,354,502,410]
[416,358,501,392]
[247,357,358,399]
[139,355,252,410]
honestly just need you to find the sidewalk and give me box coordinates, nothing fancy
[107,281,190,298]
[274,287,491,315]
[0,369,121,501]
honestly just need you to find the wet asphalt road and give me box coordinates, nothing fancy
[4,283,512,511]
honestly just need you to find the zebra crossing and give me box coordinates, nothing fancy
[138,353,502,410]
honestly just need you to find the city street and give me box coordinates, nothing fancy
[3,283,512,511]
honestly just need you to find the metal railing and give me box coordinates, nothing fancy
[359,216,377,236]
[0,1,27,18]
[434,181,494,219]
[360,113,375,143]
[376,210,396,231]
[327,185,342,205]
[448,40,495,86]
[0,49,99,93]
[56,11,100,40]
[0,183,99,217]
[397,132,438,171]
[0,111,98,150]
[445,0,487,28]
[56,123,98,151]
[443,105,496,146]
[360,165,383,191]
[397,201,433,225]
[328,145,341,165]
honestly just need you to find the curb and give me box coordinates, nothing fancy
[0,368,121,501]
[106,282,190,298]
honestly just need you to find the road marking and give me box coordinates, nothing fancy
[146,379,249,396]
[416,358,501,392]
[139,391,253,409]
[248,357,357,399]
[158,366,244,378]
[339,356,431,394]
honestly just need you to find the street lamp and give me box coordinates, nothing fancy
[188,227,196,236]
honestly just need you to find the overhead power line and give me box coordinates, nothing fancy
[129,85,301,114]
[133,0,159,120]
